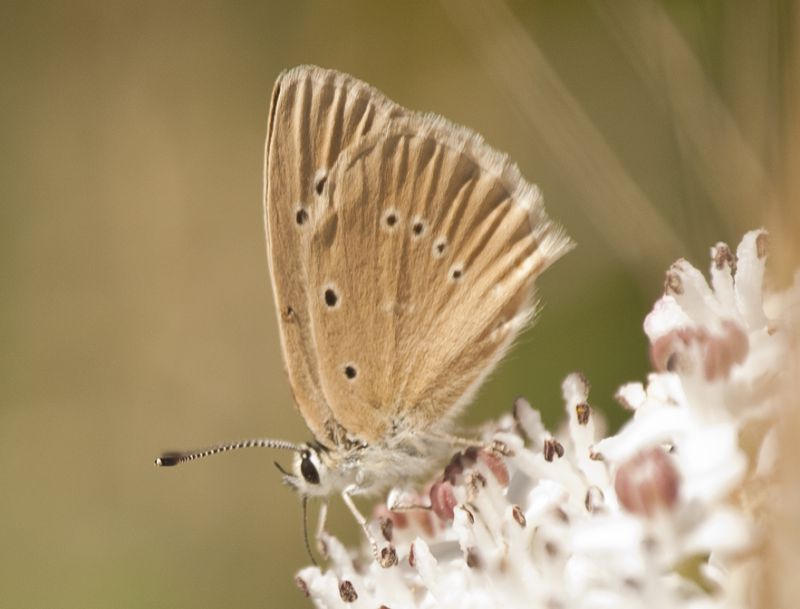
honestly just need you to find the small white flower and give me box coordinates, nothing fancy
[295,230,796,609]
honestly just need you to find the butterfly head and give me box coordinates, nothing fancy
[276,442,338,497]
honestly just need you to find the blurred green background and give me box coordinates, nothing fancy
[1,1,794,608]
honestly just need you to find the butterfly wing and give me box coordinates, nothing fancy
[306,116,574,444]
[264,66,406,444]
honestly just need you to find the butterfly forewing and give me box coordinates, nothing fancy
[306,117,573,443]
[264,66,405,444]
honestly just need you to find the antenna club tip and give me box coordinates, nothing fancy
[155,453,181,467]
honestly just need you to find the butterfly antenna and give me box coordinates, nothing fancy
[155,438,300,467]
[301,495,318,566]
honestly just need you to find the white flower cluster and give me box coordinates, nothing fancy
[296,230,797,609]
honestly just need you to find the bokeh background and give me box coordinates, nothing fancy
[2,1,796,608]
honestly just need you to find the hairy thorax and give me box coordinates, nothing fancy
[292,423,453,498]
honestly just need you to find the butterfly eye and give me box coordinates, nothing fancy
[300,451,320,484]
[344,364,358,380]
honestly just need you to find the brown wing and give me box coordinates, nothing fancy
[264,66,406,445]
[306,117,574,443]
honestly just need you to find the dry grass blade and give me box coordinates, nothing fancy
[441,0,686,273]
[594,0,779,240]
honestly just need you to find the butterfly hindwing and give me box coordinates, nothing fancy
[306,117,573,443]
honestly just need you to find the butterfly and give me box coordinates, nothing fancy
[157,65,573,567]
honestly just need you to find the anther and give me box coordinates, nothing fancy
[339,580,358,603]
[575,402,590,425]
[380,546,398,568]
[512,505,526,527]
[543,438,564,462]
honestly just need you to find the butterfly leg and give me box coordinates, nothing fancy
[421,431,514,457]
[314,499,329,558]
[387,500,432,512]
[341,487,398,568]
[386,488,432,512]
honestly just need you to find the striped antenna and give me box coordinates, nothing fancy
[155,438,301,467]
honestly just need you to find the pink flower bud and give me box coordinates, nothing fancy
[429,479,458,521]
[615,447,679,517]
[478,449,509,487]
